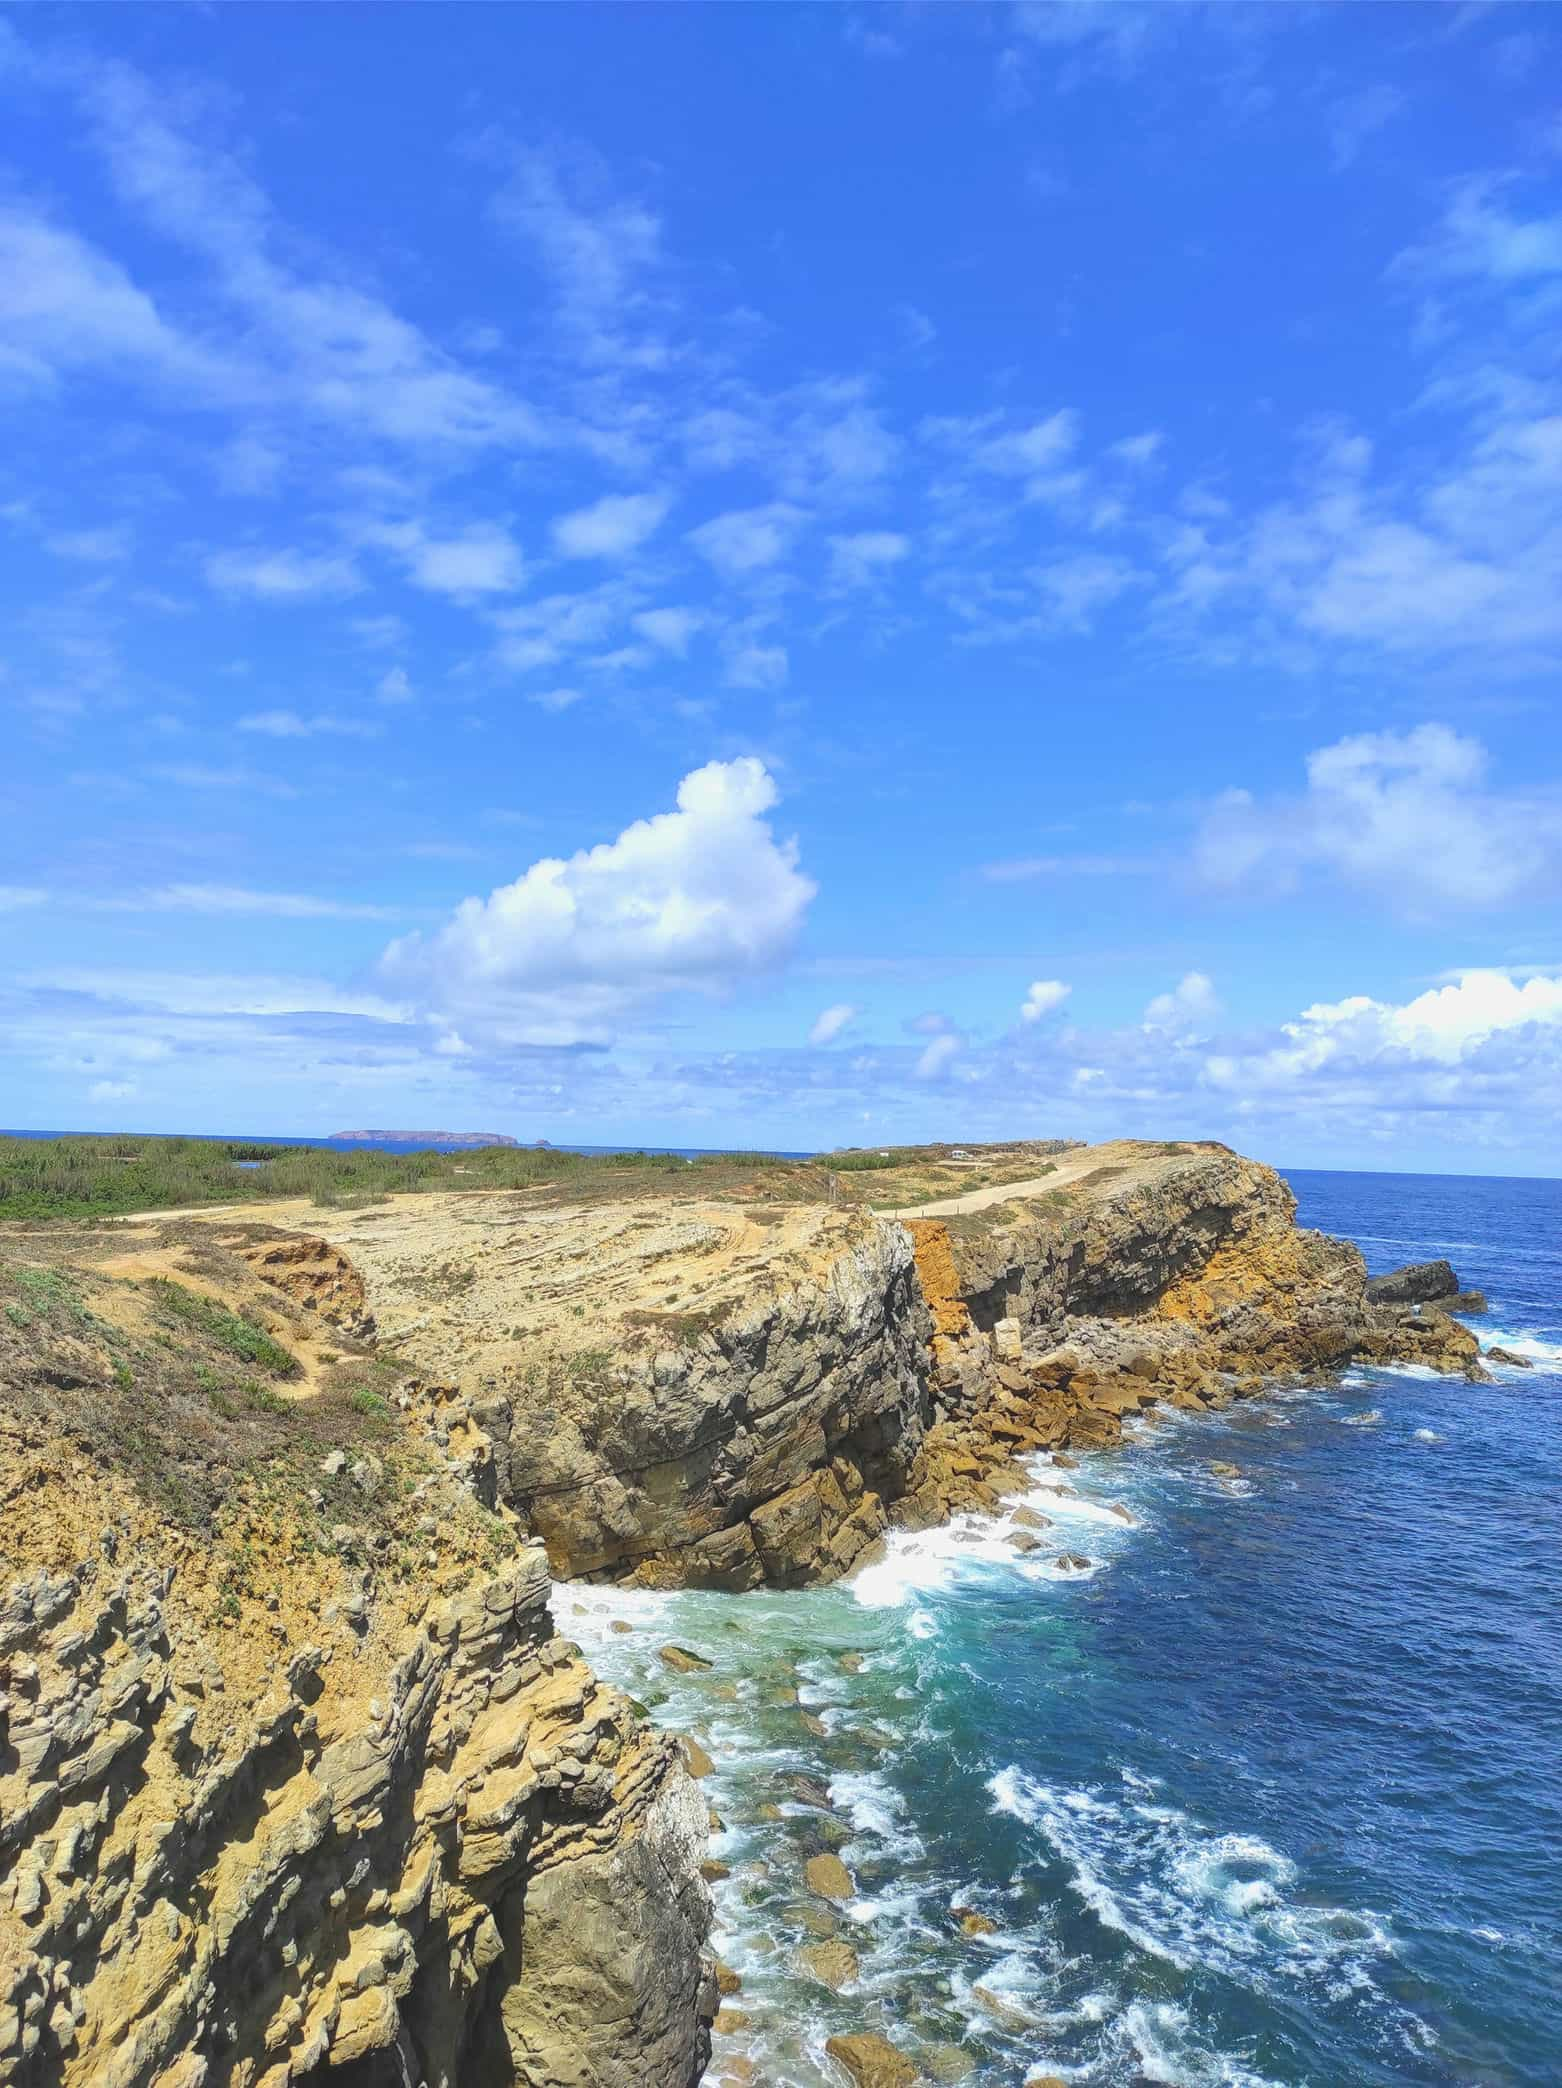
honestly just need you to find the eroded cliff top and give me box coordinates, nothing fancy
[85,1138,1253,1399]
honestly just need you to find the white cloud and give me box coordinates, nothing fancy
[1033,551,1139,629]
[46,525,132,563]
[365,520,525,597]
[828,530,910,589]
[25,967,410,1023]
[1205,970,1562,1100]
[381,757,816,1044]
[552,491,669,559]
[0,886,47,912]
[1398,175,1562,286]
[87,1079,136,1103]
[529,687,586,712]
[1107,431,1162,468]
[1020,978,1071,1023]
[376,666,414,704]
[809,1002,858,1045]
[688,503,805,577]
[134,884,403,921]
[1327,84,1406,172]
[1144,971,1219,1031]
[982,853,1151,882]
[238,709,379,739]
[3,54,543,452]
[1195,724,1555,911]
[0,204,192,390]
[487,142,665,367]
[492,585,630,672]
[633,606,703,655]
[915,1032,962,1081]
[206,548,361,599]
[724,643,788,691]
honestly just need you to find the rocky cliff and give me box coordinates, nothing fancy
[0,1233,713,2088]
[0,1138,1488,2088]
[221,1141,1484,1596]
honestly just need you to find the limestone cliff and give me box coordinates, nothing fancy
[0,1136,1491,2087]
[214,1140,1484,1597]
[0,1234,713,2088]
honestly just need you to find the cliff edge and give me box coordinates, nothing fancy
[0,1229,713,2088]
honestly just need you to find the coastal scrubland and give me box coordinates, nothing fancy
[0,1130,1088,1222]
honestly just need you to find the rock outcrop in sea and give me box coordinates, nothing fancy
[0,1138,1486,2083]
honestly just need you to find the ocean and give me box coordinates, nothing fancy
[563,1169,1562,2087]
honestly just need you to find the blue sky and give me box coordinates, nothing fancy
[3,3,1561,1170]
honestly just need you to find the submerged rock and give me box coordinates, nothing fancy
[660,1643,715,1673]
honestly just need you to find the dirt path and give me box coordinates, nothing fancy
[888,1144,1150,1218]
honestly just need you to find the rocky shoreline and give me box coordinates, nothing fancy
[0,1141,1492,2086]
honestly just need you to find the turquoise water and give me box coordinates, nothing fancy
[565,1170,1562,2086]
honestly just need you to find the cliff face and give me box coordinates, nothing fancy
[895,1143,1483,1524]
[0,1138,1489,2087]
[482,1217,932,1591]
[235,1141,1482,1599]
[0,1237,713,2088]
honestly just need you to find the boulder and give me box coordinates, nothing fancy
[804,1851,855,1900]
[679,1735,715,1778]
[1365,1259,1458,1305]
[658,1645,714,1674]
[1447,1289,1489,1315]
[824,2032,920,2087]
[797,1939,859,1989]
[1486,1346,1534,1369]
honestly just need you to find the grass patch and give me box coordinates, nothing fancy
[623,1304,730,1346]
[148,1278,301,1379]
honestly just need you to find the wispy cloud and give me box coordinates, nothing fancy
[237,708,379,740]
[205,548,361,599]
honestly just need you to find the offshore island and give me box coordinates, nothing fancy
[0,1136,1497,2087]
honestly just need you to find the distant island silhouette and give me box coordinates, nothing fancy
[326,1130,520,1148]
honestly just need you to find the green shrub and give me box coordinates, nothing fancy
[148,1279,300,1379]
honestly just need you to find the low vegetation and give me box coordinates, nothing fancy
[0,1133,815,1221]
[1,1243,421,1546]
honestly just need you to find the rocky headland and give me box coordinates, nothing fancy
[0,1139,1489,2085]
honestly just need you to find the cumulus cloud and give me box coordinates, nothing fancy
[1194,724,1555,912]
[381,757,816,1044]
[1020,978,1071,1023]
[1144,971,1219,1030]
[809,1002,858,1045]
[552,491,669,559]
[1205,969,1562,1097]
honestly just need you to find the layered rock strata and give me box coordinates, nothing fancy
[0,1241,713,2088]
[238,1142,1485,1593]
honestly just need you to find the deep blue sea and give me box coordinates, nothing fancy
[565,1169,1562,2087]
